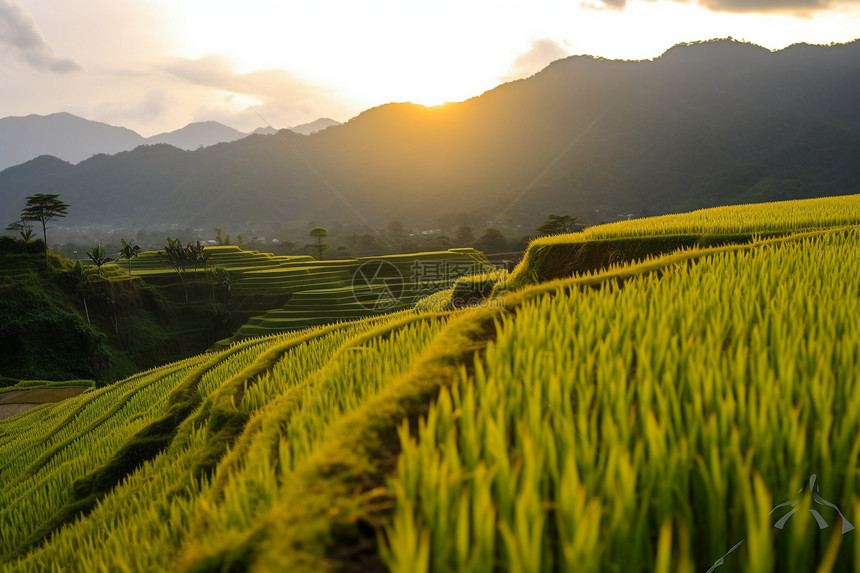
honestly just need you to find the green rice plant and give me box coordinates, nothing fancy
[414,288,455,312]
[383,228,860,572]
[175,312,451,569]
[581,194,860,239]
[506,195,860,291]
[4,209,860,573]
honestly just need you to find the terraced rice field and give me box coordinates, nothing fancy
[2,196,860,572]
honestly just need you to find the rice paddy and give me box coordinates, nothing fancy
[2,195,859,571]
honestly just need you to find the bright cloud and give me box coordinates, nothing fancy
[500,39,570,82]
[589,0,859,13]
[0,0,858,135]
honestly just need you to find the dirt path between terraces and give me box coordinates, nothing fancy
[0,387,91,420]
[0,403,39,420]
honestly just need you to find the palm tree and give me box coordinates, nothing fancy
[163,237,190,302]
[187,240,209,274]
[86,244,112,277]
[118,238,142,279]
[69,260,92,325]
[5,219,34,242]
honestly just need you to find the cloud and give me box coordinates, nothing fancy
[583,0,853,14]
[0,0,80,72]
[585,0,627,8]
[93,90,168,128]
[163,54,332,105]
[499,39,569,82]
[162,54,357,130]
[694,0,838,13]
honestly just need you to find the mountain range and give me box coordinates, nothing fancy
[1,38,859,235]
[0,114,341,172]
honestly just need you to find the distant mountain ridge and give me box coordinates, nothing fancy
[0,113,341,171]
[146,121,247,150]
[1,38,859,235]
[287,118,341,135]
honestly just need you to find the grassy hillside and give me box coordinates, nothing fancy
[0,241,113,382]
[2,197,859,571]
[120,245,492,347]
[0,241,489,382]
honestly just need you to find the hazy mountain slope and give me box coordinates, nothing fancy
[0,155,75,221]
[0,113,144,172]
[0,115,260,172]
[1,39,858,231]
[287,117,341,135]
[146,121,248,150]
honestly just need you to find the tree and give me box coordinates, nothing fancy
[348,232,383,257]
[455,225,474,245]
[309,227,329,260]
[5,219,34,242]
[535,214,582,237]
[164,237,191,302]
[473,227,508,254]
[186,240,209,274]
[87,244,122,335]
[69,260,92,325]
[386,221,407,243]
[206,265,231,303]
[86,244,112,277]
[118,238,141,279]
[21,193,69,268]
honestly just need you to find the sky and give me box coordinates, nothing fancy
[1,0,859,136]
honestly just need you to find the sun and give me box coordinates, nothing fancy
[166,0,860,127]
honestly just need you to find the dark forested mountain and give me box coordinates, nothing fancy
[2,39,859,232]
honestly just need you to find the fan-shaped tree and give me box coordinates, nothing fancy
[20,193,69,268]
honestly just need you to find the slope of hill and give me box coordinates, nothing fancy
[2,195,859,571]
[146,121,248,150]
[0,239,491,383]
[121,245,493,346]
[0,113,343,172]
[0,113,143,172]
[287,117,341,135]
[2,39,858,232]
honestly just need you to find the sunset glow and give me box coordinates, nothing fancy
[2,0,859,134]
